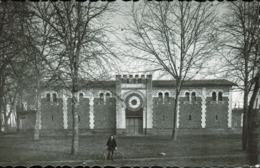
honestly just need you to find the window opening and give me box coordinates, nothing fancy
[185,92,190,101]
[79,93,84,98]
[106,93,111,99]
[51,115,53,121]
[158,92,163,102]
[215,115,218,121]
[53,93,57,102]
[189,115,192,121]
[165,92,169,102]
[191,92,196,102]
[212,92,216,101]
[100,93,104,102]
[47,93,50,102]
[218,92,223,101]
[79,93,84,103]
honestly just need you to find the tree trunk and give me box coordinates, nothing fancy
[172,91,179,140]
[0,68,5,132]
[246,74,259,151]
[242,88,249,150]
[3,97,8,132]
[34,85,41,140]
[71,93,79,155]
[71,55,79,155]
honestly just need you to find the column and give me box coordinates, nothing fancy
[89,95,94,129]
[201,88,207,128]
[228,88,232,128]
[62,92,68,129]
[176,96,180,128]
[146,74,153,129]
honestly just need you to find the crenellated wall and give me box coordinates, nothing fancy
[179,97,202,128]
[17,75,235,135]
[205,97,229,128]
[41,97,63,129]
[17,111,36,131]
[66,97,90,129]
[152,97,174,134]
[93,98,116,133]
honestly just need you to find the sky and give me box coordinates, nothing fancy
[106,1,244,108]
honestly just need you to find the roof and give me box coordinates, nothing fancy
[43,79,236,90]
[84,80,116,88]
[152,79,236,87]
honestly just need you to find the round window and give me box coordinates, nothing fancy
[131,99,137,105]
[125,93,143,111]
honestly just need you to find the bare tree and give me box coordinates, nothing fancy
[0,2,34,132]
[123,1,218,140]
[32,1,118,155]
[215,1,260,150]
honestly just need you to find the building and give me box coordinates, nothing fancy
[17,74,236,135]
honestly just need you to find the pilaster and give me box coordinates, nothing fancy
[228,87,232,127]
[116,75,125,131]
[201,87,206,128]
[89,95,94,129]
[146,74,153,128]
[177,97,180,128]
[62,91,68,129]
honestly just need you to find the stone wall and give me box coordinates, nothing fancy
[152,97,174,130]
[18,111,36,131]
[232,109,243,127]
[41,98,63,129]
[205,97,229,128]
[67,98,90,129]
[179,97,202,128]
[93,98,116,133]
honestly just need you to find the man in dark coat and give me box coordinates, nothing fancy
[106,135,117,160]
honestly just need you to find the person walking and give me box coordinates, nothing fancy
[106,135,117,161]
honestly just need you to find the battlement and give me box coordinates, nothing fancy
[116,74,152,84]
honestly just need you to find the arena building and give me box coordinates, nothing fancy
[17,74,237,135]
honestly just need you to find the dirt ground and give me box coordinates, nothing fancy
[0,132,257,167]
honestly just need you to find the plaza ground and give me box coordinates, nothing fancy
[0,130,257,167]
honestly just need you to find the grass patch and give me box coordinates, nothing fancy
[0,133,252,166]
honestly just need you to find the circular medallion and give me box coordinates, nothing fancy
[125,93,143,111]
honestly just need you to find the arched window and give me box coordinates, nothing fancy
[106,93,111,103]
[79,93,84,102]
[165,92,169,102]
[47,93,51,102]
[212,92,216,101]
[106,93,111,99]
[185,92,190,101]
[191,92,196,102]
[218,92,223,101]
[53,93,57,102]
[100,93,104,101]
[189,115,192,121]
[158,92,163,101]
[79,93,84,98]
[215,115,218,121]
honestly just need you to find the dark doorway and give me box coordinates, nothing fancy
[125,108,143,134]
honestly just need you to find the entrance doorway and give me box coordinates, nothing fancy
[126,117,143,134]
[125,108,143,134]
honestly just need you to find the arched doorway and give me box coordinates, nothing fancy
[125,93,144,134]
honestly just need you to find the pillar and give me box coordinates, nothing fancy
[201,87,207,128]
